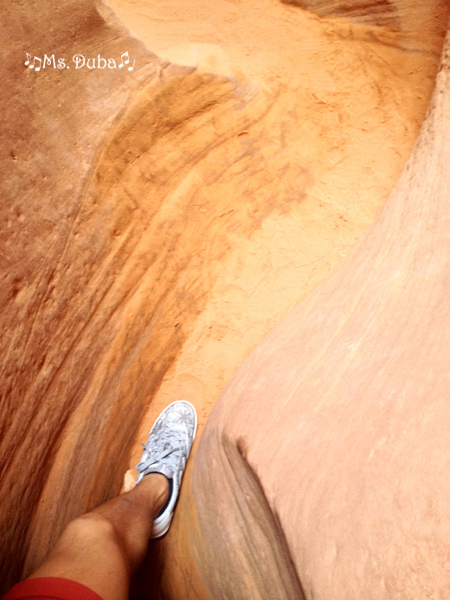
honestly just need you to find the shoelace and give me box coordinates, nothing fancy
[137,428,188,478]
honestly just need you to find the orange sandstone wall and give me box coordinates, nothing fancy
[0,0,448,597]
[282,0,449,34]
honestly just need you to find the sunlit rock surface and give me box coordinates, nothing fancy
[282,0,447,32]
[189,30,450,600]
[0,0,448,597]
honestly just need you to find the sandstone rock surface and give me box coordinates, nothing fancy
[0,0,448,597]
[188,26,450,600]
[282,0,448,33]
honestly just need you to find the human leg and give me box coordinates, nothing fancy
[10,401,197,600]
[26,473,169,600]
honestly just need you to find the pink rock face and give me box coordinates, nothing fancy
[191,29,450,600]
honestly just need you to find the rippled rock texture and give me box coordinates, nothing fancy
[1,0,448,597]
[187,26,450,600]
[282,0,448,32]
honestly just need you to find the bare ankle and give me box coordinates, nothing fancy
[135,472,170,515]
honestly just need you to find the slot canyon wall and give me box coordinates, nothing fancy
[1,0,448,597]
[186,25,450,600]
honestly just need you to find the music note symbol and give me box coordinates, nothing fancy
[24,52,31,67]
[29,56,42,71]
[118,52,130,69]
[128,60,135,72]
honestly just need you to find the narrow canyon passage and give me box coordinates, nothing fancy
[1,1,448,598]
[108,0,446,476]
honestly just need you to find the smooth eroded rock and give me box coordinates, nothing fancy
[1,0,448,597]
[189,26,450,600]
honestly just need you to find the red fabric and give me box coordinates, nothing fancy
[3,577,103,600]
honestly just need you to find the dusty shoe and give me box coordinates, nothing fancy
[135,401,197,538]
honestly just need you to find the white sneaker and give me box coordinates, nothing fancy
[135,401,197,538]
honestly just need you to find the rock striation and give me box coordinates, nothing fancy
[0,0,448,597]
[282,0,449,34]
[189,25,450,600]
